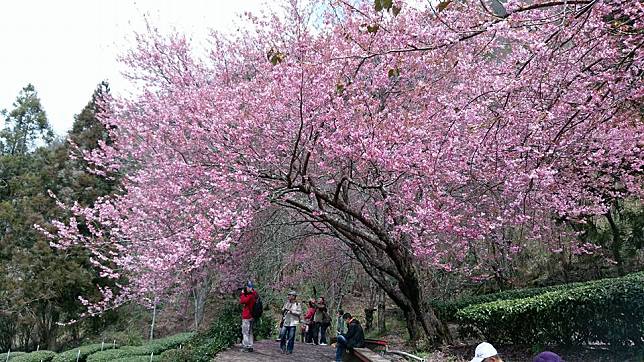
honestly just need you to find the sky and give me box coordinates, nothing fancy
[0,0,269,136]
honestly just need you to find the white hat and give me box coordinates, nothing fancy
[470,342,498,362]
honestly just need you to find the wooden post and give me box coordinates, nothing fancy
[377,289,386,334]
[76,349,81,362]
[6,349,10,362]
[101,341,105,351]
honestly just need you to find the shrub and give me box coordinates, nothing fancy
[10,350,56,362]
[85,349,134,362]
[99,329,144,347]
[253,314,277,340]
[85,332,193,362]
[434,272,644,321]
[110,357,160,362]
[118,332,193,356]
[6,351,26,360]
[52,343,117,362]
[182,302,242,362]
[158,348,191,362]
[456,272,644,346]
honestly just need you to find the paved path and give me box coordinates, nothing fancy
[214,339,336,361]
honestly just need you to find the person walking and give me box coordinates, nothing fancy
[239,281,258,352]
[334,312,365,362]
[280,290,302,354]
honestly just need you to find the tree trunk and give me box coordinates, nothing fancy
[349,240,450,344]
[606,210,625,276]
[278,179,451,344]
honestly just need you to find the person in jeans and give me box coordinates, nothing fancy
[313,297,330,345]
[334,313,365,362]
[280,290,302,354]
[239,281,258,352]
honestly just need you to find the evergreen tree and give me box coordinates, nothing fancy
[0,83,116,351]
[0,84,53,155]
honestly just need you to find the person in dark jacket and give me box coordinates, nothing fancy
[334,312,365,362]
[239,281,258,352]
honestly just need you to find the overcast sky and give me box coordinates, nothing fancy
[0,0,268,136]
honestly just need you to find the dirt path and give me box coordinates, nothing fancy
[214,339,336,362]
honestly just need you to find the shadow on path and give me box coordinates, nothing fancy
[214,339,336,361]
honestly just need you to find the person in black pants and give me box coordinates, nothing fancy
[334,313,365,362]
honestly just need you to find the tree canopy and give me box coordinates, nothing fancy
[47,0,643,342]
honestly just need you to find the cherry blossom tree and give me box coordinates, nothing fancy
[48,0,643,342]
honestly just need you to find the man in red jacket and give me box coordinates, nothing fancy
[239,281,258,352]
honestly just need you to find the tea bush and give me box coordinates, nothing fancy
[52,343,117,362]
[11,350,56,362]
[433,272,644,321]
[456,272,644,345]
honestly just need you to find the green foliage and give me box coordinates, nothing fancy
[6,351,26,360]
[110,356,160,362]
[98,329,144,347]
[431,271,644,322]
[253,314,276,340]
[10,350,56,362]
[52,343,117,362]
[0,84,52,155]
[119,333,193,356]
[158,348,191,362]
[0,82,117,351]
[85,333,192,362]
[431,279,592,322]
[456,272,644,346]
[85,349,133,362]
[181,302,241,362]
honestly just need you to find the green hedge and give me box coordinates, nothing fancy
[85,333,192,362]
[118,332,193,356]
[11,350,56,362]
[433,272,644,321]
[181,302,242,362]
[456,272,644,345]
[6,351,26,360]
[86,349,134,362]
[110,357,160,362]
[52,343,117,362]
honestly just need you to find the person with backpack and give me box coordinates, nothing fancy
[280,290,302,354]
[334,312,365,362]
[239,281,258,352]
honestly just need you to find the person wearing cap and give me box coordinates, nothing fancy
[239,281,258,352]
[533,351,563,362]
[280,290,302,354]
[470,342,503,362]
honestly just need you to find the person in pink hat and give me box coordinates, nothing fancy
[470,342,503,362]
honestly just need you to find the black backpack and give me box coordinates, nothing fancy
[252,295,263,319]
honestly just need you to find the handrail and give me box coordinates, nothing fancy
[386,349,426,362]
